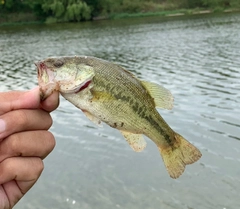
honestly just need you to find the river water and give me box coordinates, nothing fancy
[0,12,240,209]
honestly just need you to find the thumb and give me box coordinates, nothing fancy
[0,87,40,115]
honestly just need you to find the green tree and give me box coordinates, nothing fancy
[1,0,240,24]
[42,0,91,22]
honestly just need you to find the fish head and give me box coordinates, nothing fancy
[35,56,95,100]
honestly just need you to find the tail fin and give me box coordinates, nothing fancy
[158,132,202,179]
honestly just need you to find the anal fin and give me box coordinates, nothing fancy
[120,131,147,152]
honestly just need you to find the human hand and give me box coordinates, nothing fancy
[0,87,59,209]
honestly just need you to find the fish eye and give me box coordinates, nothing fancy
[54,59,64,68]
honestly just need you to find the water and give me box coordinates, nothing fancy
[0,12,240,209]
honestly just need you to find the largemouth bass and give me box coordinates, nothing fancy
[36,56,201,178]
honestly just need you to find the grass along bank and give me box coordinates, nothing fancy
[107,8,240,20]
[0,12,43,26]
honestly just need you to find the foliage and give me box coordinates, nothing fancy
[42,0,91,22]
[0,0,240,23]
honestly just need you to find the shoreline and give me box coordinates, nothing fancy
[107,8,240,20]
[0,8,239,27]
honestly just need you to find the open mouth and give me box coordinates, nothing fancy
[35,61,59,100]
[35,61,55,84]
[35,61,46,78]
[35,60,94,95]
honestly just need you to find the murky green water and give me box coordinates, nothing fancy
[1,13,240,209]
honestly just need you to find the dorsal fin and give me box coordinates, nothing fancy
[141,81,174,110]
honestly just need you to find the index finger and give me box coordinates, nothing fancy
[0,87,59,115]
[0,87,40,115]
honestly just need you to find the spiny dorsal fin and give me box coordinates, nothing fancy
[141,80,174,110]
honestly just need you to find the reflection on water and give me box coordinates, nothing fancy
[1,12,240,209]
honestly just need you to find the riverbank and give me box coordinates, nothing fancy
[1,12,240,209]
[0,7,239,26]
[0,12,42,26]
[107,8,240,19]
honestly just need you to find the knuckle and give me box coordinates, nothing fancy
[34,158,44,176]
[41,111,53,130]
[42,131,56,158]
[46,116,53,129]
[46,131,56,151]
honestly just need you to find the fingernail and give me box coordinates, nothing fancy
[0,119,6,133]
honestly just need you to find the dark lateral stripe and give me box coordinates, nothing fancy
[93,76,173,145]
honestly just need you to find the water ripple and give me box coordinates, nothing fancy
[1,12,240,209]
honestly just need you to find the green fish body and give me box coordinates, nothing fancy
[36,56,201,178]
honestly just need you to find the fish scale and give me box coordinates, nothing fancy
[87,57,173,144]
[36,55,202,179]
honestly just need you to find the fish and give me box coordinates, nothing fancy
[36,56,202,179]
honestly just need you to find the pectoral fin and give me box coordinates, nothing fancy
[120,131,146,152]
[82,110,102,126]
[141,81,174,110]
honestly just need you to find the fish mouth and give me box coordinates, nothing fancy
[35,61,55,83]
[35,61,58,100]
[35,61,44,77]
[35,60,93,95]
